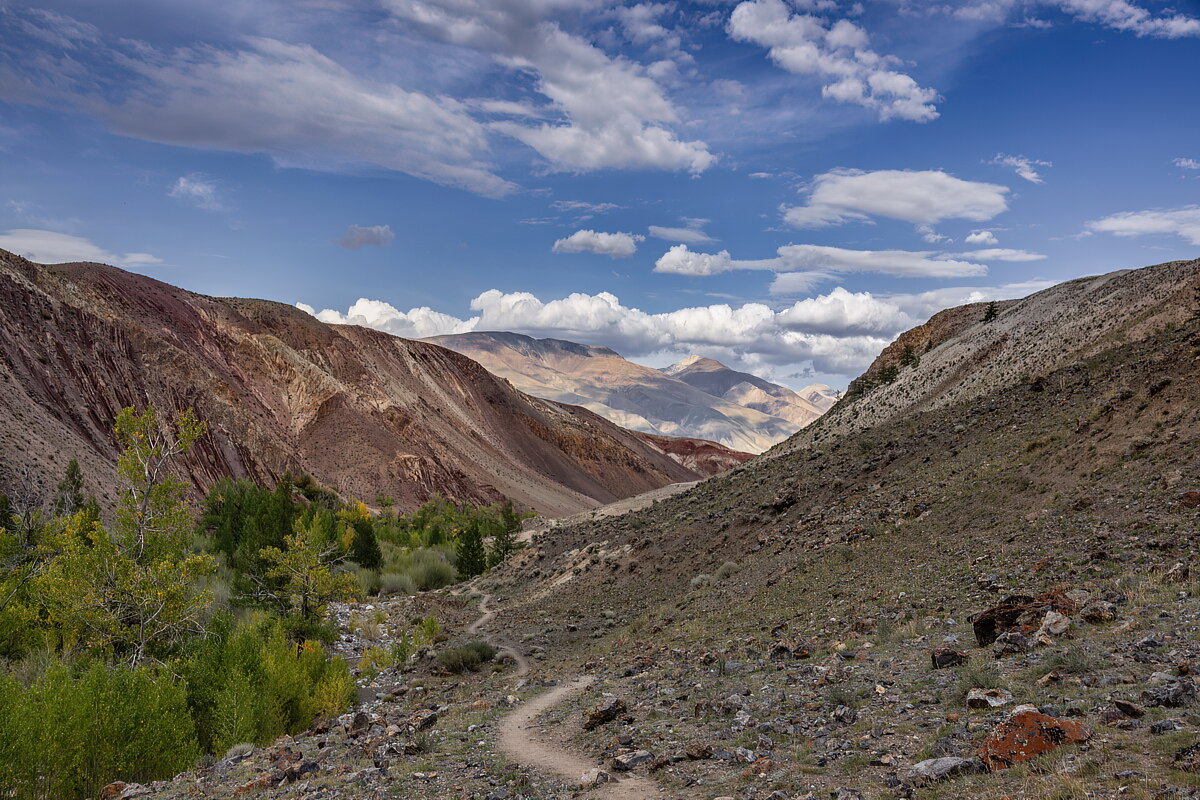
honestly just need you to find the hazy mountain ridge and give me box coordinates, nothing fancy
[425,332,827,453]
[662,354,838,429]
[0,251,735,516]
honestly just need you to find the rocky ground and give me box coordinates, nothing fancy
[105,301,1200,800]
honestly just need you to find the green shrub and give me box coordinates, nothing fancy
[436,640,497,674]
[179,614,355,754]
[379,572,416,596]
[385,548,457,591]
[0,659,199,800]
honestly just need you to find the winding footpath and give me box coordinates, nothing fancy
[468,591,665,799]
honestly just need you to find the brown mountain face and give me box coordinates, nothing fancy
[0,250,725,516]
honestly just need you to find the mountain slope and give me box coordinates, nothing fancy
[0,251,717,516]
[770,258,1200,458]
[662,354,837,428]
[424,332,799,453]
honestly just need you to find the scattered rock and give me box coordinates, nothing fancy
[1038,611,1071,637]
[967,688,1013,709]
[993,631,1032,658]
[906,756,985,784]
[1174,743,1200,773]
[931,647,968,669]
[612,750,653,771]
[1141,680,1198,708]
[1162,562,1191,584]
[977,710,1092,770]
[579,769,613,788]
[1112,699,1145,718]
[583,696,627,730]
[1080,600,1117,624]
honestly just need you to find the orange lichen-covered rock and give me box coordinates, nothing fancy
[977,710,1092,770]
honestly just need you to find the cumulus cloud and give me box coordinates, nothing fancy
[1085,205,1200,246]
[386,0,714,174]
[727,0,940,122]
[776,287,916,335]
[552,229,645,258]
[655,243,988,285]
[338,224,395,249]
[965,230,1000,245]
[298,298,476,339]
[989,153,1051,183]
[168,174,223,211]
[0,11,514,197]
[301,277,1054,380]
[783,169,1010,228]
[0,228,161,267]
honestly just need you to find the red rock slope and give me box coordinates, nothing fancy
[0,250,723,515]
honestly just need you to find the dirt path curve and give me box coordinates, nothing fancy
[466,591,666,799]
[468,592,529,677]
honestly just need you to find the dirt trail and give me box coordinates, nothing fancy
[467,592,665,799]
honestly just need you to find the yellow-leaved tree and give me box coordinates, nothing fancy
[38,406,216,665]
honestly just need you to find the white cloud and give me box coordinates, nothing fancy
[1,13,514,197]
[1174,157,1200,170]
[302,277,1054,380]
[551,200,622,215]
[776,287,916,335]
[948,247,1046,262]
[648,217,716,244]
[989,153,1052,183]
[338,224,395,249]
[1085,205,1200,246]
[941,1,1200,38]
[783,168,1010,228]
[298,298,477,339]
[387,0,714,174]
[1056,0,1200,38]
[655,243,988,283]
[168,174,223,211]
[552,229,645,258]
[966,230,1000,245]
[727,0,940,122]
[0,228,161,267]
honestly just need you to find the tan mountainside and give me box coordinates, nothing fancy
[662,354,838,428]
[773,257,1200,457]
[0,250,736,516]
[424,332,801,453]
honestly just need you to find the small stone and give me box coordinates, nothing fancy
[612,750,653,771]
[1038,611,1071,637]
[1174,743,1200,773]
[1080,600,1117,624]
[1150,719,1184,734]
[967,688,1013,709]
[1141,680,1198,708]
[931,647,969,669]
[993,631,1032,658]
[906,756,984,784]
[579,768,613,787]
[583,696,627,730]
[1113,699,1145,718]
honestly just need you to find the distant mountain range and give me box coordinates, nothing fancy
[0,251,749,516]
[424,332,838,453]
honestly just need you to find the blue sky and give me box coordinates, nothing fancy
[1,0,1198,389]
